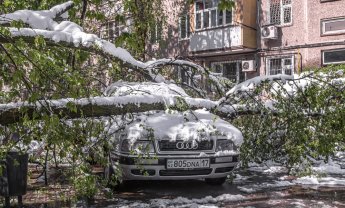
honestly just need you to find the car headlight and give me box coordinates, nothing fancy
[216,140,234,151]
[120,139,155,153]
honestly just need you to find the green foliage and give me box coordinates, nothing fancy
[115,0,165,60]
[73,164,98,199]
[234,65,345,173]
[1,0,131,199]
[0,0,343,201]
[218,0,235,11]
[173,97,190,112]
[0,1,114,194]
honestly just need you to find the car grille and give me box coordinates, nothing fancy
[158,140,214,152]
[215,167,234,173]
[159,169,212,176]
[131,169,156,176]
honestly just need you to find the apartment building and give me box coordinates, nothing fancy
[100,0,345,85]
[146,0,258,84]
[259,0,345,76]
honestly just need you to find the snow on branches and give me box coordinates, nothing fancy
[0,1,226,91]
[0,81,247,125]
[0,2,344,127]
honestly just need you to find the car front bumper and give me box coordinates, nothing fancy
[110,154,239,180]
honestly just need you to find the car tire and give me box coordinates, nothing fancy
[205,177,227,185]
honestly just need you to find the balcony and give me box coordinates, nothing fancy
[189,26,241,52]
[187,0,257,53]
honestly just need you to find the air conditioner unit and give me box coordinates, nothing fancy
[242,60,256,72]
[261,26,278,39]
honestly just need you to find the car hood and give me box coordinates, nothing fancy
[121,109,243,147]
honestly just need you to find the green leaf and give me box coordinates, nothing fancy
[66,101,78,113]
[218,0,235,11]
[34,35,46,48]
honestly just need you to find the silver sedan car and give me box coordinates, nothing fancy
[103,82,243,185]
[105,110,242,186]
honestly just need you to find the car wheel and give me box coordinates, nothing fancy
[205,177,227,185]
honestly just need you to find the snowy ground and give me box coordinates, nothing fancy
[102,155,345,208]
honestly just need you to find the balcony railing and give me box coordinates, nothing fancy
[189,26,242,52]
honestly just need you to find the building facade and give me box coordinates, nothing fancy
[100,0,345,84]
[147,0,258,84]
[259,0,345,76]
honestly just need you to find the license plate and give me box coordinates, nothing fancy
[166,159,210,169]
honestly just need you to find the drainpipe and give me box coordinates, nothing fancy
[256,0,261,74]
[257,0,261,49]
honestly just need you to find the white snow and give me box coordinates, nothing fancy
[293,176,345,186]
[1,2,216,85]
[220,71,345,108]
[0,94,171,111]
[224,74,294,96]
[0,82,243,150]
[107,194,246,208]
[104,81,189,97]
[214,150,240,156]
[247,161,288,174]
[290,201,306,207]
[237,186,256,193]
[313,161,345,175]
[0,1,73,29]
[243,157,345,192]
[0,82,212,112]
[121,109,243,146]
[233,174,250,183]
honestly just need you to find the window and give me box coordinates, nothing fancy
[321,17,345,35]
[179,15,191,39]
[266,56,294,75]
[177,66,197,87]
[195,0,232,30]
[320,0,340,2]
[211,61,244,84]
[100,20,126,41]
[270,0,292,25]
[150,21,162,43]
[323,48,345,65]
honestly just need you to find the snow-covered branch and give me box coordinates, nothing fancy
[0,1,226,90]
[0,94,229,125]
[0,82,257,125]
[0,1,74,28]
[218,71,345,105]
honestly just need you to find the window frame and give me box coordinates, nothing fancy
[320,0,341,2]
[266,55,295,76]
[210,60,245,84]
[150,20,163,44]
[321,17,345,36]
[100,20,126,41]
[269,0,293,27]
[194,0,233,31]
[177,66,196,87]
[322,48,345,65]
[179,14,191,40]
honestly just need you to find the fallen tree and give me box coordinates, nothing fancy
[0,1,344,200]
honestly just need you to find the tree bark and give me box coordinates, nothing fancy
[0,95,262,125]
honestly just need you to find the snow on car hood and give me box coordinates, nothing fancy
[123,109,243,146]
